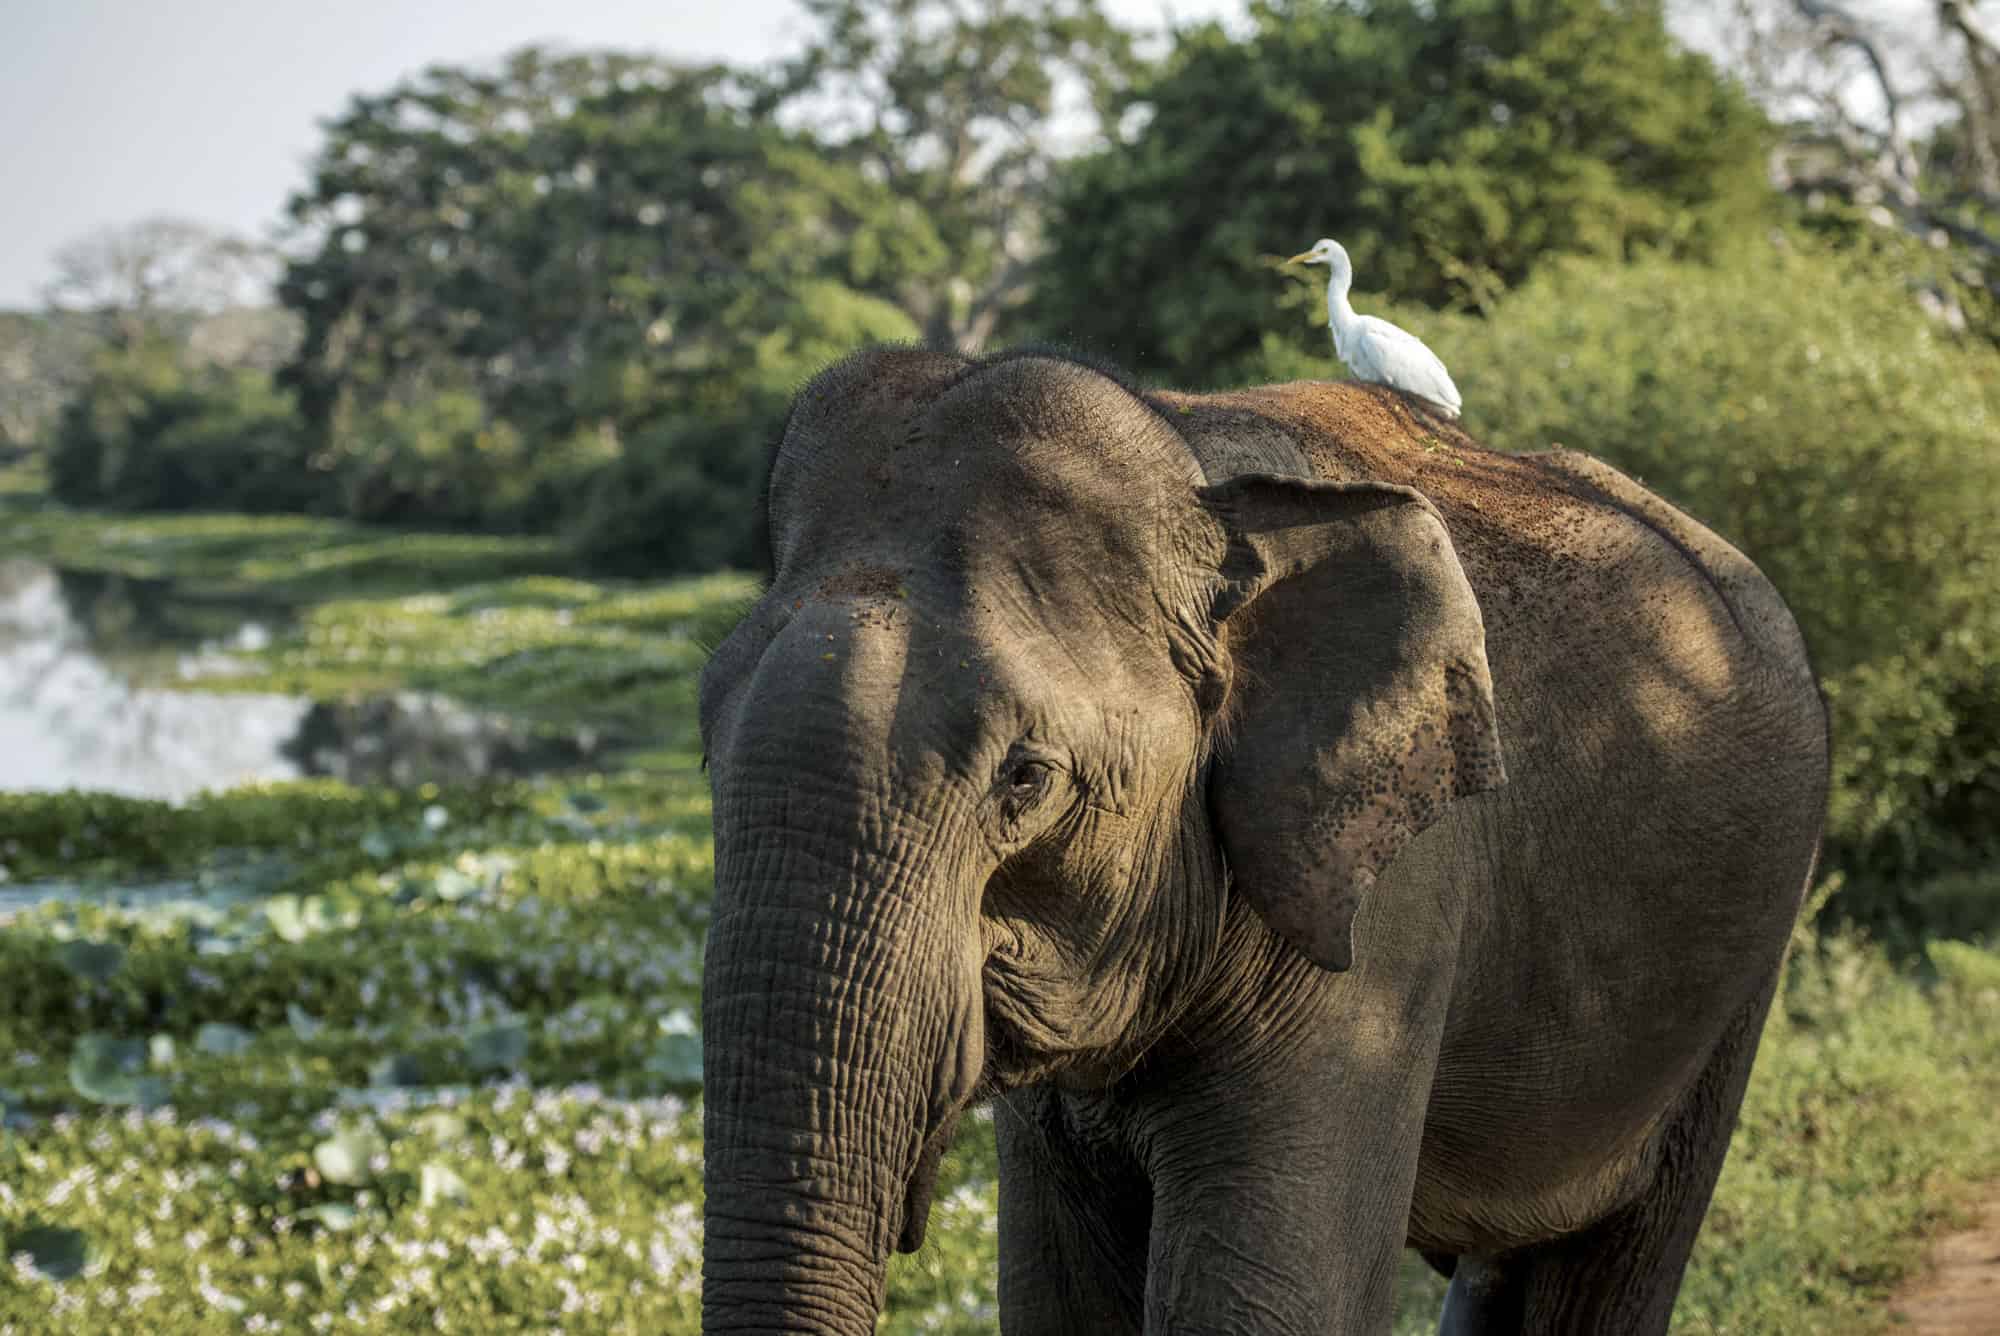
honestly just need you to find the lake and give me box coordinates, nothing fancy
[0,557,602,802]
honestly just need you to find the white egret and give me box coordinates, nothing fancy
[1288,238,1462,419]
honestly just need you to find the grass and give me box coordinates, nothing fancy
[3,494,1998,1333]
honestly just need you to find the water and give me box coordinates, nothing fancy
[0,558,601,803]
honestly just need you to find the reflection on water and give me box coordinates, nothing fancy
[0,559,601,802]
[285,694,604,788]
[0,559,310,800]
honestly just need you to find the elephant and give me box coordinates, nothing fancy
[696,345,1829,1335]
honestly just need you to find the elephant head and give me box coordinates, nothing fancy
[697,347,1504,1333]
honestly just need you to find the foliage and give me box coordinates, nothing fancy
[274,48,930,564]
[0,782,534,884]
[3,813,1993,1332]
[314,391,546,529]
[1686,0,2000,339]
[2,507,1997,1332]
[1030,0,1770,383]
[1254,236,2000,940]
[0,311,100,453]
[768,0,1140,351]
[45,341,318,515]
[1669,930,2000,1331]
[565,279,918,573]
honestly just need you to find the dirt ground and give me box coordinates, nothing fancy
[1890,1186,2000,1333]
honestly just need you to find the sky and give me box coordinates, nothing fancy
[0,0,1236,309]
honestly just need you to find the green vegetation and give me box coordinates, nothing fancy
[6,0,1999,1324]
[1675,931,2000,1331]
[1,505,1996,1332]
[1032,0,1768,381]
[47,339,318,517]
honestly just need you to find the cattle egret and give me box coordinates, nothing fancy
[1289,238,1462,419]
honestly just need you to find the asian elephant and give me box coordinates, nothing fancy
[697,346,1829,1335]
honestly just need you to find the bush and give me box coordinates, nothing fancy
[48,341,317,513]
[317,391,563,529]
[565,414,774,576]
[565,280,920,576]
[1251,237,2000,938]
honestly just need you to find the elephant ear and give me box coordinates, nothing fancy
[1199,474,1506,972]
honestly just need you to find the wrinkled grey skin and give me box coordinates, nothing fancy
[697,346,1829,1335]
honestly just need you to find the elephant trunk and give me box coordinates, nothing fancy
[700,831,982,1334]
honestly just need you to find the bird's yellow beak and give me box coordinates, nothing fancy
[1287,249,1318,265]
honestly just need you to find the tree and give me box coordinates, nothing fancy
[768,0,1139,351]
[46,338,313,513]
[41,217,274,347]
[1029,0,1771,383]
[0,312,98,452]
[277,46,934,559]
[282,49,939,433]
[1684,0,2000,326]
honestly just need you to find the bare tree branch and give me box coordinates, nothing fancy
[1791,0,1926,199]
[41,217,274,346]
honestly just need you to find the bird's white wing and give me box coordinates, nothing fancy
[1351,315,1462,418]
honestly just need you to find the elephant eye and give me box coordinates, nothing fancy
[1007,760,1050,793]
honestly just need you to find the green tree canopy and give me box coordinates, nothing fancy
[274,47,935,562]
[279,47,938,451]
[767,0,1140,351]
[1030,0,1771,382]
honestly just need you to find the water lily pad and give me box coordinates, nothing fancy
[465,1022,528,1073]
[286,1003,323,1041]
[413,1109,467,1142]
[264,894,310,943]
[7,1223,88,1280]
[298,1202,358,1232]
[647,1032,702,1090]
[69,1034,167,1107]
[335,1084,472,1114]
[195,1022,254,1057]
[368,1053,427,1088]
[56,939,124,983]
[312,1125,386,1185]
[419,1161,469,1208]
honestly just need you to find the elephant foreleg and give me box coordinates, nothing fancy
[995,1088,1151,1334]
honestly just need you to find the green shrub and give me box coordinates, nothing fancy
[566,280,920,576]
[1673,931,2000,1331]
[315,391,616,532]
[565,414,774,576]
[0,782,534,881]
[48,342,317,514]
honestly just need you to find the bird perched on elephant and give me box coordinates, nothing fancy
[697,345,1829,1335]
[1291,237,1463,418]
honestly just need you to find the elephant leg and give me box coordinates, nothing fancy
[1436,970,1783,1336]
[995,1088,1151,1334]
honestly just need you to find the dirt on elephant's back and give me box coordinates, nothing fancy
[1891,1185,2000,1333]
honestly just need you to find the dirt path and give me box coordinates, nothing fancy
[1890,1185,2000,1333]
